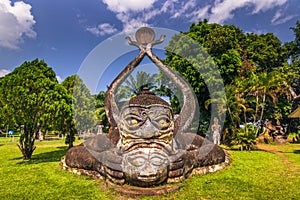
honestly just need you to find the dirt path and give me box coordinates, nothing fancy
[256,143,300,175]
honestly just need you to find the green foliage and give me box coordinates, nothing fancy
[114,70,184,114]
[230,124,257,151]
[115,71,158,101]
[0,59,71,159]
[286,20,300,62]
[95,91,106,108]
[62,75,96,147]
[164,29,226,133]
[285,21,300,118]
[243,32,287,72]
[94,91,109,131]
[65,134,75,145]
[164,19,300,141]
[154,69,184,114]
[187,21,245,84]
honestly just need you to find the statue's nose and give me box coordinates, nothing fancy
[139,163,156,177]
[139,119,158,138]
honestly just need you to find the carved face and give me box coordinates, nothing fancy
[117,93,175,186]
[119,104,174,151]
[122,148,169,187]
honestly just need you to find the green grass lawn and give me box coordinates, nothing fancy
[0,136,300,200]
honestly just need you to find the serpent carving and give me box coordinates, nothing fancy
[64,27,229,193]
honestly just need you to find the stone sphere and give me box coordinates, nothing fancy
[135,27,155,45]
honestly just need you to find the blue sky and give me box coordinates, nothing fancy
[0,0,299,92]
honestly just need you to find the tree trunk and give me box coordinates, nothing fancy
[256,93,266,137]
[284,81,300,100]
[17,131,36,160]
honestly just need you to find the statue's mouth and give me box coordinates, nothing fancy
[137,175,158,182]
[125,141,171,153]
[130,171,168,186]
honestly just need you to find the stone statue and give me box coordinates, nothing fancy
[63,27,229,195]
[95,121,103,135]
[212,117,221,145]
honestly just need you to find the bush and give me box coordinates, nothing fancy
[230,124,257,150]
[288,131,300,143]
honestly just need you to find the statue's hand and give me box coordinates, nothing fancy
[168,151,185,179]
[102,149,125,184]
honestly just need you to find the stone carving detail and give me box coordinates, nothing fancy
[64,27,229,194]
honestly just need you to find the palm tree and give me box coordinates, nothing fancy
[115,71,158,101]
[224,82,249,129]
[245,71,287,136]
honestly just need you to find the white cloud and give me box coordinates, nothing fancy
[161,0,176,13]
[51,46,58,51]
[116,13,149,34]
[209,0,250,23]
[0,0,36,49]
[86,23,118,36]
[208,0,287,24]
[250,0,287,14]
[56,75,63,83]
[272,14,295,25]
[188,5,211,22]
[98,0,289,35]
[103,0,156,12]
[0,69,11,77]
[100,0,158,34]
[271,8,296,25]
[171,0,196,19]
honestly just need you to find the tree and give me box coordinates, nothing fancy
[245,71,289,135]
[285,21,300,101]
[0,59,71,159]
[225,79,249,129]
[115,71,158,102]
[154,69,183,114]
[188,21,245,85]
[281,21,300,133]
[243,33,287,72]
[285,21,300,63]
[163,19,291,142]
[61,75,96,147]
[94,91,109,132]
[164,20,239,134]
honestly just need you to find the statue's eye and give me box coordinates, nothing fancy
[154,116,170,130]
[125,116,142,127]
[150,156,166,166]
[129,156,146,167]
[131,119,139,125]
[159,118,169,126]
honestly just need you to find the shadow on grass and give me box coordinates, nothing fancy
[15,146,68,164]
[294,150,300,154]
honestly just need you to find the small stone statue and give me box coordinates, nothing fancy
[95,121,103,135]
[63,27,229,195]
[211,117,221,145]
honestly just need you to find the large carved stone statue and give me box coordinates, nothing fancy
[63,27,229,195]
